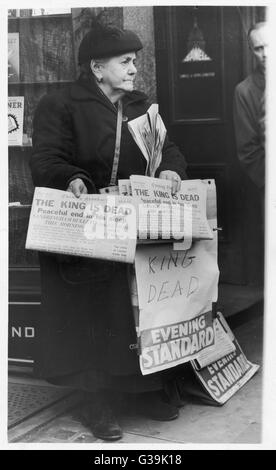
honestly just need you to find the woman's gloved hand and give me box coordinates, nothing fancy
[67,178,88,198]
[158,170,181,195]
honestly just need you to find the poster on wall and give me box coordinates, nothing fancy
[8,32,20,83]
[8,96,24,146]
[170,6,224,123]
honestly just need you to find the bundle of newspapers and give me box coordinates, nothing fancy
[25,176,214,264]
[127,103,166,177]
[26,103,214,263]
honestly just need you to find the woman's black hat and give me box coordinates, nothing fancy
[78,21,143,64]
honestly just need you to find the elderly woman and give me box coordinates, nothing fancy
[30,19,187,441]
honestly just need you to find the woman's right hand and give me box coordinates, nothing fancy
[67,178,88,198]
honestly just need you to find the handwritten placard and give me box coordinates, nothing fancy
[134,224,219,374]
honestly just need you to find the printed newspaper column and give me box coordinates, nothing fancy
[190,312,260,404]
[118,179,132,196]
[173,179,211,250]
[134,179,219,375]
[130,175,173,240]
[193,314,236,370]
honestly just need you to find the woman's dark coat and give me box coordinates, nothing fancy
[30,77,187,380]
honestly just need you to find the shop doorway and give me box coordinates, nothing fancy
[154,5,265,299]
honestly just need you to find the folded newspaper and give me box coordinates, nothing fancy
[25,188,137,263]
[26,178,213,263]
[128,175,213,241]
[190,312,260,404]
[128,104,167,177]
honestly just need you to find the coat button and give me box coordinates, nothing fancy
[122,115,128,122]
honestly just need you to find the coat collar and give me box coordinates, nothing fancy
[70,77,148,111]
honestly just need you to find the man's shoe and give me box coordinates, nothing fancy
[83,401,123,441]
[135,392,179,421]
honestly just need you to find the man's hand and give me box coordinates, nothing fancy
[158,170,181,195]
[66,178,88,198]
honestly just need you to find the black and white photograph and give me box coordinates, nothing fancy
[1,0,276,451]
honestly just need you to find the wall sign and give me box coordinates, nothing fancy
[169,6,224,123]
[8,304,38,364]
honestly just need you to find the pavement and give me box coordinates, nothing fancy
[7,302,264,447]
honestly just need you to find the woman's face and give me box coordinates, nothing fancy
[99,52,138,94]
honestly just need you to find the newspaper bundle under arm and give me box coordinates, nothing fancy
[128,104,167,177]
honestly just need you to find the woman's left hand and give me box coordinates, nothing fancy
[159,170,181,195]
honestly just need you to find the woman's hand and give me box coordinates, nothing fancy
[158,170,181,195]
[66,178,88,198]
